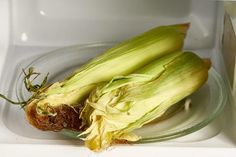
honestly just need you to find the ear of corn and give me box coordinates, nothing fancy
[27,23,189,115]
[79,52,211,151]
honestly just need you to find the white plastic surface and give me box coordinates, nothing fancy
[0,0,236,156]
[1,144,236,157]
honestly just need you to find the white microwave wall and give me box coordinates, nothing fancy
[12,0,217,49]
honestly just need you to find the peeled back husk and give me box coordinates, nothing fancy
[80,51,211,151]
[25,23,189,131]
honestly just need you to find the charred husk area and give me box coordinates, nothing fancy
[25,104,83,131]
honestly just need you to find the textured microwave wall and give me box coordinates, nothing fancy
[224,1,236,97]
[222,13,236,97]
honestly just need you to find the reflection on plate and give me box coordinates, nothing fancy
[16,43,227,143]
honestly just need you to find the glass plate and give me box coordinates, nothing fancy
[15,43,227,143]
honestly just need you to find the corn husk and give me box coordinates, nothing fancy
[80,52,211,151]
[26,23,189,114]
